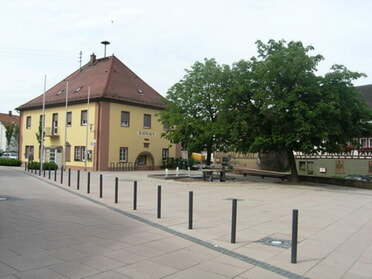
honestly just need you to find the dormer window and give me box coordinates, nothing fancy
[74,87,83,93]
[56,90,64,95]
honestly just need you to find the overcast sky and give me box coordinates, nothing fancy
[1,0,372,114]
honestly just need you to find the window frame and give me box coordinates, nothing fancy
[81,110,88,126]
[52,113,58,135]
[121,111,130,127]
[162,148,169,160]
[74,146,86,161]
[119,147,128,162]
[66,111,72,126]
[144,114,151,129]
[26,116,31,129]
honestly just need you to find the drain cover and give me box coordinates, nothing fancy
[0,195,21,202]
[255,237,291,249]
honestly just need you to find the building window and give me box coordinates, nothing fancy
[144,143,150,148]
[52,113,58,135]
[74,146,86,161]
[81,110,87,126]
[144,114,151,129]
[66,112,72,126]
[119,147,128,162]
[162,148,169,160]
[307,161,314,175]
[121,111,130,127]
[299,161,306,172]
[138,156,146,165]
[360,138,368,147]
[336,160,344,174]
[26,116,31,129]
[163,123,169,131]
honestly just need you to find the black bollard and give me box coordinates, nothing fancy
[87,172,91,194]
[54,168,57,182]
[77,170,80,190]
[157,185,161,219]
[99,174,103,198]
[60,167,63,184]
[133,181,137,210]
[43,167,46,178]
[231,198,238,243]
[68,168,71,187]
[48,167,51,179]
[115,177,118,203]
[189,191,193,230]
[291,209,299,264]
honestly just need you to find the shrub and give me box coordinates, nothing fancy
[27,161,58,170]
[43,162,58,170]
[0,158,22,166]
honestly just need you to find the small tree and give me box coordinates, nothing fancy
[5,122,17,151]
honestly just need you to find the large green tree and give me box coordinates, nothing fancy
[225,40,372,181]
[159,58,231,165]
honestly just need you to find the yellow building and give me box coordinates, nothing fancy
[17,54,180,170]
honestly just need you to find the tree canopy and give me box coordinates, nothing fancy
[159,58,231,164]
[160,40,372,181]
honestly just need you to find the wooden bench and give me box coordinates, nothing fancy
[238,169,290,181]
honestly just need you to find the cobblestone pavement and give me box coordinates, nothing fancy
[2,166,372,278]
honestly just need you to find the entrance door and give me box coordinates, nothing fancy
[49,148,63,168]
[55,148,62,167]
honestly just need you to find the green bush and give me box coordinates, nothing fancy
[43,162,58,170]
[0,158,22,166]
[27,161,58,170]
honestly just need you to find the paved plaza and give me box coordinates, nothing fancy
[1,166,372,278]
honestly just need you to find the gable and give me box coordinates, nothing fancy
[17,55,165,111]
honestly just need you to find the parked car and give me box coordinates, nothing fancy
[0,152,18,159]
[344,174,364,181]
[362,175,372,182]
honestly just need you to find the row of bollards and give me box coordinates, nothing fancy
[26,166,299,264]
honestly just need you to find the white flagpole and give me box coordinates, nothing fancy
[63,80,69,170]
[40,75,46,171]
[85,86,90,171]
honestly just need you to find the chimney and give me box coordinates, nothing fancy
[90,53,96,65]
[8,111,12,116]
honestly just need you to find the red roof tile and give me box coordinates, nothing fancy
[17,55,165,111]
[0,112,19,126]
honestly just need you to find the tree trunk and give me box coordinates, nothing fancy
[206,143,213,166]
[287,150,299,182]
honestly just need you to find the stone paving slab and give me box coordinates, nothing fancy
[4,166,372,278]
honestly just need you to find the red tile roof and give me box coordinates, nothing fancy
[0,112,19,126]
[17,55,166,111]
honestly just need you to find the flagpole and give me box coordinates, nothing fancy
[85,86,90,171]
[40,75,46,171]
[63,80,69,170]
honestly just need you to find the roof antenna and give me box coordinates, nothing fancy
[101,41,110,58]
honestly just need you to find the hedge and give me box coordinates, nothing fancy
[27,161,58,170]
[0,158,22,166]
